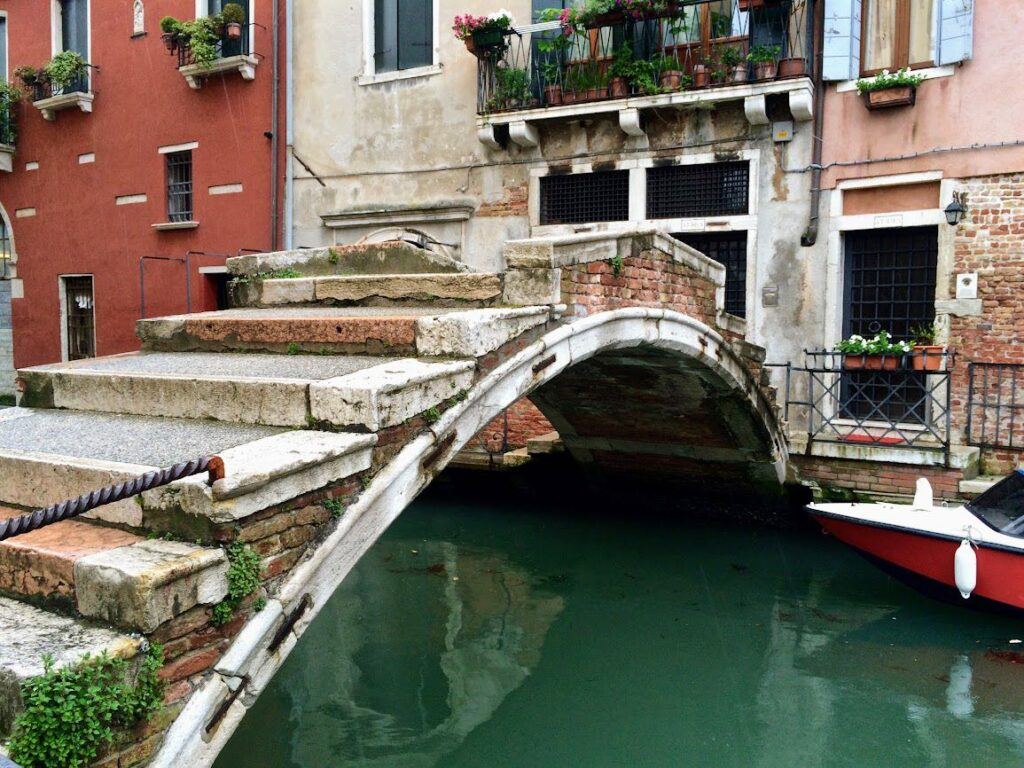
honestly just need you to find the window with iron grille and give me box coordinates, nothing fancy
[62,275,95,361]
[842,226,938,423]
[675,231,747,318]
[646,161,749,219]
[539,171,630,225]
[166,151,194,222]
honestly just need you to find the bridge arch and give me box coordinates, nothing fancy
[152,306,787,766]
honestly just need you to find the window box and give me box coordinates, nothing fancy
[842,353,901,371]
[863,84,916,110]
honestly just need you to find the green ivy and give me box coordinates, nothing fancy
[8,644,165,768]
[610,254,624,276]
[423,406,442,424]
[43,51,87,91]
[324,498,345,519]
[211,543,262,626]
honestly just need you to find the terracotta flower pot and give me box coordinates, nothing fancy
[659,70,684,90]
[161,33,179,53]
[693,64,709,88]
[911,345,945,371]
[738,0,781,9]
[577,87,609,102]
[843,353,901,371]
[864,85,917,110]
[226,22,243,40]
[777,57,807,78]
[731,63,748,83]
[754,61,776,80]
[544,85,563,106]
[609,76,630,99]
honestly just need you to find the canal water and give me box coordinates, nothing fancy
[216,473,1024,768]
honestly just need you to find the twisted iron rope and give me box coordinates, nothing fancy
[0,457,220,543]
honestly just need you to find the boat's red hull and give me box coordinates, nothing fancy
[810,513,1024,613]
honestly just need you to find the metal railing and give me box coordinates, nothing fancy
[967,363,1024,451]
[31,69,91,101]
[475,0,812,114]
[0,95,16,145]
[773,350,955,462]
[176,26,252,68]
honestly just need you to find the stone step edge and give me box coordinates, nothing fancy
[254,273,503,307]
[0,431,376,528]
[226,242,472,278]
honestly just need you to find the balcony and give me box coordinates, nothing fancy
[0,97,15,172]
[31,71,93,122]
[775,350,956,466]
[174,27,257,90]
[474,0,814,148]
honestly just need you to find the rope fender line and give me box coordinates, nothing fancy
[0,455,225,543]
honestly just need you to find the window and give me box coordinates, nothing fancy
[539,171,630,225]
[207,0,249,57]
[861,0,933,75]
[646,162,749,219]
[842,226,937,423]
[374,0,432,73]
[62,276,95,361]
[54,0,90,93]
[675,232,747,318]
[166,151,194,222]
[0,215,11,279]
[0,16,7,82]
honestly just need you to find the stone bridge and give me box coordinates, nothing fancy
[0,229,786,768]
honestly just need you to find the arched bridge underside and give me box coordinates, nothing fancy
[156,307,788,766]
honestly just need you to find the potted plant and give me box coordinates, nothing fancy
[575,0,624,29]
[160,16,182,52]
[539,59,563,105]
[909,323,945,371]
[747,45,779,80]
[738,0,781,9]
[221,3,246,40]
[856,67,925,110]
[13,66,40,88]
[692,61,710,88]
[653,53,684,90]
[608,43,634,99]
[777,55,807,78]
[452,11,514,58]
[489,65,532,111]
[44,50,88,93]
[836,331,913,371]
[721,47,747,83]
[564,63,608,103]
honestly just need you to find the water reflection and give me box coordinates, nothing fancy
[217,492,1024,768]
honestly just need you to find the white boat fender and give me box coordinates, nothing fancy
[913,477,934,511]
[954,540,977,600]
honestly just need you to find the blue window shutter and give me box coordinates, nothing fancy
[937,0,973,65]
[823,0,861,81]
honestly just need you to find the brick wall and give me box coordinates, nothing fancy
[947,172,1024,473]
[467,398,554,454]
[793,455,963,501]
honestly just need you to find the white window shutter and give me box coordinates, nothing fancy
[823,0,862,81]
[937,0,974,65]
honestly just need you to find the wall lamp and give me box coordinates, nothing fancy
[945,192,967,226]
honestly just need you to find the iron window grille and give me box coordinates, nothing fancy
[967,363,1024,451]
[63,276,95,361]
[539,170,630,225]
[646,161,749,219]
[842,226,938,422]
[674,231,747,318]
[166,151,194,223]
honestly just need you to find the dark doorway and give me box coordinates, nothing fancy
[63,275,95,361]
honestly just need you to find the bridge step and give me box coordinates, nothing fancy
[0,411,373,532]
[236,272,503,309]
[0,594,142,737]
[227,241,470,279]
[138,306,552,357]
[19,352,476,430]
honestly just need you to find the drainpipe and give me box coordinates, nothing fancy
[283,0,295,250]
[800,0,826,247]
[270,0,280,250]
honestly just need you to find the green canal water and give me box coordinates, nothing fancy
[216,476,1024,768]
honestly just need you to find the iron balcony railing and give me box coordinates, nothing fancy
[176,26,252,68]
[31,69,91,101]
[475,0,813,114]
[772,350,955,462]
[967,363,1024,451]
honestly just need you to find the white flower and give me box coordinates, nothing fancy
[488,8,513,23]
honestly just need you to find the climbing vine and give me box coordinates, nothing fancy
[8,644,165,768]
[211,543,262,626]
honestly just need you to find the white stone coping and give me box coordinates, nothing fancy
[414,306,552,357]
[355,62,443,87]
[178,54,258,90]
[320,202,475,228]
[789,435,979,469]
[152,220,200,231]
[505,227,726,287]
[32,91,94,121]
[477,76,812,129]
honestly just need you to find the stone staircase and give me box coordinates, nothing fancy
[0,240,556,757]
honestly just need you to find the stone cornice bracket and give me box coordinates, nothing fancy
[509,120,539,148]
[743,94,769,126]
[618,108,645,137]
[789,88,814,121]
[477,124,502,150]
